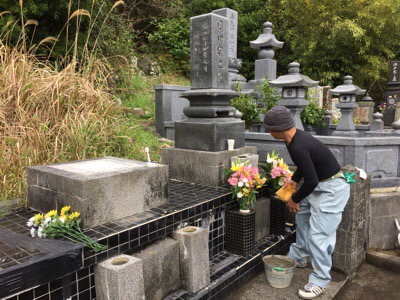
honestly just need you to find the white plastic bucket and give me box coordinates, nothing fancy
[263,255,296,288]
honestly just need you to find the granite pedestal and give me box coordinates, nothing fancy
[162,146,257,188]
[27,157,168,228]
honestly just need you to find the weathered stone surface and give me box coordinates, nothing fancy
[254,197,270,241]
[333,166,370,276]
[134,238,180,300]
[94,254,145,300]
[162,146,257,188]
[175,118,245,152]
[154,84,190,138]
[368,192,400,250]
[172,227,210,293]
[27,157,168,228]
[255,59,277,80]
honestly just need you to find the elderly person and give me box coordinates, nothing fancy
[263,106,350,300]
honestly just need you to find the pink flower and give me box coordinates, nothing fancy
[228,177,238,186]
[271,168,281,179]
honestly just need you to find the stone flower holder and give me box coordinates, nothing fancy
[94,254,145,300]
[172,226,210,293]
[225,208,256,256]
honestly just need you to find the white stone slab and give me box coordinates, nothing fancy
[49,158,143,175]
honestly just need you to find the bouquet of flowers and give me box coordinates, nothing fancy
[227,159,266,211]
[261,151,293,197]
[27,206,107,252]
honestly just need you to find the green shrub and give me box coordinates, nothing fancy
[230,93,260,129]
[258,77,281,113]
[300,99,325,126]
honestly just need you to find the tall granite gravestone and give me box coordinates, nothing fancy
[384,61,400,125]
[162,12,257,187]
[212,8,246,88]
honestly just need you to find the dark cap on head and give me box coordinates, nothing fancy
[263,106,295,132]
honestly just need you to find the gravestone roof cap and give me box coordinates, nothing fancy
[329,75,366,95]
[269,62,319,87]
[250,21,284,49]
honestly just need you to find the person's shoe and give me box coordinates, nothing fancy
[296,260,307,268]
[298,282,325,299]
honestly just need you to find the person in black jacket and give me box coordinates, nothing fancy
[264,106,350,300]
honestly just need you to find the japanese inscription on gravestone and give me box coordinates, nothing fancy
[190,13,229,89]
[390,61,400,83]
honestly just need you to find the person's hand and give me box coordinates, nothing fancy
[287,198,300,213]
[284,180,297,190]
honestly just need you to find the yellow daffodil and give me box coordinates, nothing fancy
[61,206,71,216]
[34,213,44,225]
[231,160,244,172]
[45,210,57,219]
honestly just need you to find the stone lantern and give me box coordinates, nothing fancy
[329,75,366,136]
[250,21,284,81]
[268,62,319,130]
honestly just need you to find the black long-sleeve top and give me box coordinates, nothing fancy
[287,129,341,203]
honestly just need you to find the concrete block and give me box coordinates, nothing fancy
[172,227,210,293]
[254,197,270,241]
[369,192,400,249]
[27,157,168,228]
[94,254,145,300]
[134,238,180,300]
[162,146,257,188]
[230,153,259,167]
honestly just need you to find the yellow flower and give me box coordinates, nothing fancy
[69,212,80,220]
[45,210,57,219]
[34,213,44,225]
[60,206,71,216]
[231,162,243,172]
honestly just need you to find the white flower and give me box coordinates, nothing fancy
[242,178,248,183]
[237,192,243,198]
[27,217,35,227]
[44,217,51,225]
[238,182,244,187]
[38,227,44,238]
[30,228,36,237]
[59,217,65,224]
[278,180,284,186]
[273,160,278,169]
[245,183,249,187]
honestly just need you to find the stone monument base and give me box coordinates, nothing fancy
[175,118,245,152]
[27,157,168,228]
[162,146,257,188]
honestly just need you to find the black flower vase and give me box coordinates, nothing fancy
[225,208,255,256]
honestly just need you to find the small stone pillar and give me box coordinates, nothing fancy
[391,118,400,135]
[333,165,371,277]
[94,255,145,300]
[354,93,374,124]
[230,153,259,167]
[269,62,319,130]
[369,112,384,132]
[172,227,210,293]
[330,75,366,137]
[250,21,284,81]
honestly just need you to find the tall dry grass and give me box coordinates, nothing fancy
[0,1,174,205]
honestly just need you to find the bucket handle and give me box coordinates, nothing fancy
[273,267,285,272]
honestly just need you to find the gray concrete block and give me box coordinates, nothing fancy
[27,157,168,228]
[175,118,245,152]
[230,153,259,167]
[162,146,257,188]
[94,254,145,300]
[134,238,181,300]
[254,197,270,241]
[172,227,210,293]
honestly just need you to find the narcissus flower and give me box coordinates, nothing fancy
[61,206,71,216]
